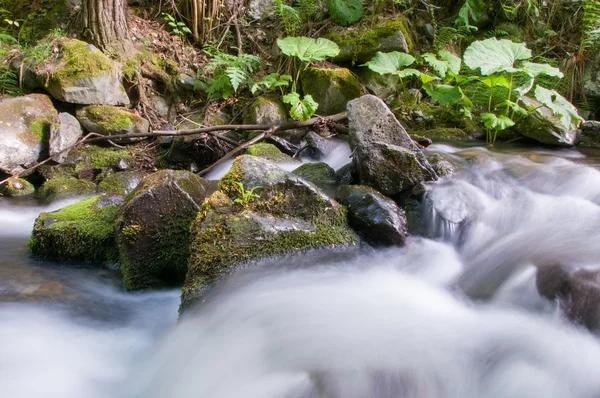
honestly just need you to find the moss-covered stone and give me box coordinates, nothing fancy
[300,67,361,115]
[50,39,113,86]
[328,16,413,63]
[27,195,122,263]
[246,142,293,162]
[38,175,97,202]
[182,155,359,311]
[0,177,35,197]
[243,96,287,125]
[292,162,337,185]
[76,105,149,141]
[115,170,215,291]
[412,127,470,141]
[97,171,147,195]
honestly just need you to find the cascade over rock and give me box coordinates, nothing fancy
[181,155,359,311]
[347,94,437,196]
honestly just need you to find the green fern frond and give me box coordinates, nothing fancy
[274,0,301,35]
[581,0,600,51]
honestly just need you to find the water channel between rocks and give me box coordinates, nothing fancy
[3,142,600,398]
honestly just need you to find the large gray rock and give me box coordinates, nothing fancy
[304,131,333,160]
[347,95,437,196]
[247,0,274,19]
[578,120,600,148]
[115,170,215,291]
[50,113,83,163]
[181,155,359,311]
[292,162,337,185]
[515,97,578,146]
[0,94,57,175]
[41,39,129,105]
[336,184,408,246]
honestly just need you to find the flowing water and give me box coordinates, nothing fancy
[3,143,600,397]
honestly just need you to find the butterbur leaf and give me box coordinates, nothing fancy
[521,62,564,78]
[481,113,515,130]
[534,86,583,130]
[277,37,340,62]
[363,51,416,76]
[398,68,421,79]
[423,84,463,105]
[422,50,461,78]
[283,92,319,121]
[495,100,528,117]
[420,74,439,84]
[463,38,531,75]
[513,76,534,97]
[478,75,510,88]
[327,0,364,26]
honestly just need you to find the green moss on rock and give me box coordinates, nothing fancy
[412,127,470,141]
[50,39,113,86]
[97,171,147,195]
[27,195,121,263]
[300,67,361,115]
[38,176,96,202]
[246,143,290,161]
[0,177,35,197]
[243,96,288,125]
[292,162,337,185]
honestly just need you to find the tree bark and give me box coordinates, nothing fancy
[81,0,134,57]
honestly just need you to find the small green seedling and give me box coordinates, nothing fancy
[234,182,261,205]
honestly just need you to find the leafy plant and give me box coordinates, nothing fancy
[162,13,192,39]
[202,52,262,99]
[0,65,19,96]
[456,0,483,28]
[327,0,364,26]
[277,36,340,120]
[534,85,583,130]
[250,73,292,95]
[273,0,302,35]
[234,182,261,205]
[422,50,461,78]
[363,51,420,81]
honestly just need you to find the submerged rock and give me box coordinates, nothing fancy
[303,131,333,160]
[336,185,408,246]
[50,112,83,163]
[336,163,356,185]
[182,155,359,310]
[0,177,35,197]
[115,170,214,291]
[427,153,455,178]
[347,95,437,196]
[293,162,337,185]
[300,67,361,116]
[27,195,121,263]
[0,94,57,175]
[76,105,149,142]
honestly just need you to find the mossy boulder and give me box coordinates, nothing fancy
[38,175,97,202]
[97,171,147,195]
[243,96,287,125]
[300,67,361,116]
[336,163,357,185]
[427,153,455,178]
[354,67,398,99]
[292,162,337,185]
[115,170,215,291]
[0,94,57,175]
[348,95,437,196]
[27,194,122,263]
[579,121,600,148]
[181,155,359,310]
[76,105,149,142]
[0,177,35,197]
[514,97,578,146]
[328,17,412,64]
[336,185,408,246]
[246,142,295,162]
[41,39,130,105]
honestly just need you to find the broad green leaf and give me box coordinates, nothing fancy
[420,74,439,84]
[463,38,532,75]
[534,86,583,130]
[398,68,421,79]
[277,37,340,63]
[521,62,564,78]
[422,50,461,78]
[513,76,534,97]
[478,75,510,88]
[481,113,515,131]
[423,84,463,105]
[363,51,416,76]
[457,0,483,26]
[495,100,529,117]
[283,92,319,121]
[327,0,364,26]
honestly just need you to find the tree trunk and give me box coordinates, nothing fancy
[81,0,134,57]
